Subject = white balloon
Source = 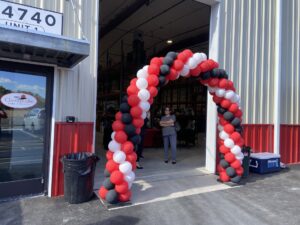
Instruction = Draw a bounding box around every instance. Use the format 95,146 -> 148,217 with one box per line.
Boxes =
216,89 -> 226,97
108,140 -> 121,152
188,57 -> 197,69
141,111 -> 147,119
180,64 -> 190,77
137,69 -> 148,79
230,145 -> 242,155
113,150 -> 126,164
125,171 -> 135,183
128,181 -> 133,189
111,131 -> 116,140
236,152 -> 244,161
199,53 -> 207,61
208,87 -> 216,93
138,89 -> 150,101
119,161 -> 132,174
193,53 -> 202,64
232,94 -> 240,103
139,101 -> 150,112
219,131 -> 229,140
225,90 -> 235,100
224,138 -> 235,148
136,78 -> 148,89
143,65 -> 149,73
217,125 -> 224,131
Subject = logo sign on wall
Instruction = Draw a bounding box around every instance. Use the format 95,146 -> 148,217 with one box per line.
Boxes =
1,93 -> 37,109
0,0 -> 63,35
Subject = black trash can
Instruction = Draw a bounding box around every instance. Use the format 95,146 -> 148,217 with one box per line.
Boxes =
242,146 -> 251,178
62,152 -> 99,204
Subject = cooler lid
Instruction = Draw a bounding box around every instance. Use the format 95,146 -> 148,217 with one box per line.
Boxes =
250,152 -> 281,159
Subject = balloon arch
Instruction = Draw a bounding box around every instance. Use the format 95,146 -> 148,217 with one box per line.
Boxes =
98,49 -> 245,204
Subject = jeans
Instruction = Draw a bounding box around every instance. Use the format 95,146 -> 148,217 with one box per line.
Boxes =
163,134 -> 177,161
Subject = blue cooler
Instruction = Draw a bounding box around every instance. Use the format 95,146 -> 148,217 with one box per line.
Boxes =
249,152 -> 281,174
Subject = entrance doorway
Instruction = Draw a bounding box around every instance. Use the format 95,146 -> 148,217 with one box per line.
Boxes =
0,61 -> 53,199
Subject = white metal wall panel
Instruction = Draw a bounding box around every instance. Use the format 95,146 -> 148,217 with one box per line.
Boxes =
9,0 -> 99,122
281,0 -> 300,124
217,0 -> 276,124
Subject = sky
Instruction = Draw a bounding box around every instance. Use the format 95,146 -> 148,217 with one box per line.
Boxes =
0,71 -> 46,98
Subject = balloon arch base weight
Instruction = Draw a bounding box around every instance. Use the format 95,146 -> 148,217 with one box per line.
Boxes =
95,191 -> 132,209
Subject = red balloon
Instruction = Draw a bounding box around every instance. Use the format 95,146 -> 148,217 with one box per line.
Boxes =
200,61 -> 210,73
224,152 -> 236,163
230,132 -> 241,143
126,152 -> 137,163
115,131 -> 128,143
183,49 -> 193,58
148,86 -> 158,97
236,166 -> 244,176
208,78 -> 219,87
132,161 -> 137,170
121,141 -> 134,154
221,99 -> 231,109
150,57 -> 162,66
148,64 -> 160,75
148,97 -> 154,105
213,95 -> 223,104
112,121 -> 125,131
130,106 -> 143,118
110,171 -> 124,185
130,78 -> 137,85
227,80 -> 235,91
106,151 -> 113,160
229,103 -> 239,113
115,182 -> 129,194
166,68 -> 178,81
127,84 -> 139,95
106,160 -> 119,173
219,117 -> 228,126
219,172 -> 230,182
235,110 -> 243,118
128,95 -> 140,107
207,59 -> 218,70
173,59 -> 184,71
136,128 -> 141,134
177,52 -> 189,63
190,65 -> 202,77
217,164 -> 225,173
219,145 -> 230,154
236,138 -> 244,147
218,79 -> 229,89
99,186 -> 108,199
224,124 -> 235,134
231,160 -> 241,169
147,75 -> 159,87
132,118 -> 144,128
115,112 -> 122,121
118,190 -> 131,202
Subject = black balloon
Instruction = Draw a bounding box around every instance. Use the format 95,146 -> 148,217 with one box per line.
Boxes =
120,102 -> 130,113
223,111 -> 234,121
160,65 -> 170,76
130,135 -> 141,145
231,175 -> 242,183
235,125 -> 243,133
219,69 -> 228,79
122,95 -> 128,103
211,69 -> 220,78
121,113 -> 133,124
166,51 -> 178,59
106,190 -> 119,204
103,178 -> 115,190
231,118 -> 241,127
159,76 -> 167,86
226,167 -> 236,178
220,159 -> 229,168
217,106 -> 227,114
219,153 -> 225,159
125,124 -> 136,137
163,56 -> 174,66
201,71 -> 211,80
104,169 -> 110,177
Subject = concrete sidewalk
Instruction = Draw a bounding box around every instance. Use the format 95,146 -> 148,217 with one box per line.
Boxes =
1,164 -> 300,225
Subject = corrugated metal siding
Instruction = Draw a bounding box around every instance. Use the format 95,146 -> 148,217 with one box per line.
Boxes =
280,125 -> 300,164
217,0 -> 276,124
281,0 -> 300,124
10,0 -> 99,122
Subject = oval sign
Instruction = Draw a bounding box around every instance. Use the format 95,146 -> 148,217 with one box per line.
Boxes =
1,93 -> 37,109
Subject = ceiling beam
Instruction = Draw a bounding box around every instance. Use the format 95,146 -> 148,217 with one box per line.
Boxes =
100,0 -> 149,39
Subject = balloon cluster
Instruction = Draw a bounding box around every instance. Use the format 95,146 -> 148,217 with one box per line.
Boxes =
98,49 -> 245,204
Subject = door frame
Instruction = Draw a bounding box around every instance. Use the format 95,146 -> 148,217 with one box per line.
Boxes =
0,60 -> 53,199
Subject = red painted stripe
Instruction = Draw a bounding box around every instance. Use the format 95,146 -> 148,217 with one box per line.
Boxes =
242,124 -> 274,153
280,125 -> 300,164
51,122 -> 94,197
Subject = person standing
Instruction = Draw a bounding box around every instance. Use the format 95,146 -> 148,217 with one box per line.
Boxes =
136,115 -> 149,169
160,107 -> 177,164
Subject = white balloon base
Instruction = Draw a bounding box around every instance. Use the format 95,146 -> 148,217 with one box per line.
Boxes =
94,191 -> 132,209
